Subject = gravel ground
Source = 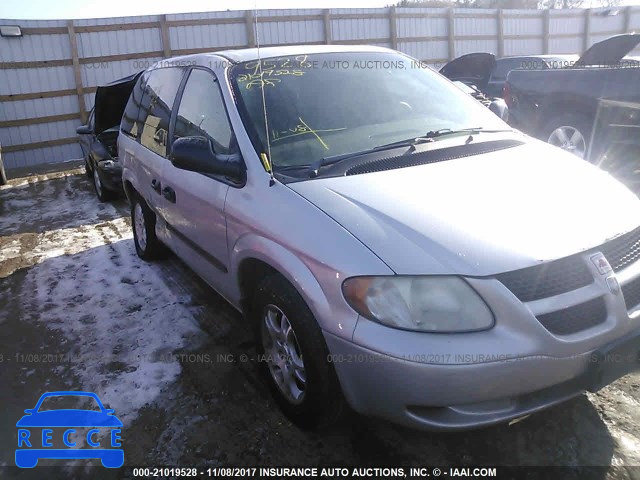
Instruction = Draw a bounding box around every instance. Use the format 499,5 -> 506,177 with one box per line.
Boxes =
0,168 -> 639,479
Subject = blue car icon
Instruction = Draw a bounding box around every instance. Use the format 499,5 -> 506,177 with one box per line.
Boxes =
16,391 -> 123,468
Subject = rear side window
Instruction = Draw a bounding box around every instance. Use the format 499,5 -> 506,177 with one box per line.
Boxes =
174,68 -> 235,155
121,74 -> 146,139
138,67 -> 185,157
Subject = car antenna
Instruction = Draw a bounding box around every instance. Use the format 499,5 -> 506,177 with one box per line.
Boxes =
255,2 -> 275,187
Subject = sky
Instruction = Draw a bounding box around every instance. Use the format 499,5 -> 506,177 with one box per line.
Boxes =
0,0 -> 638,20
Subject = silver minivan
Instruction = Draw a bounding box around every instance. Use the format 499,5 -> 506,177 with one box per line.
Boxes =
120,45 -> 640,431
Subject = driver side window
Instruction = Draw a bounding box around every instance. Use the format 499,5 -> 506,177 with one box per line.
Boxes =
174,69 -> 235,155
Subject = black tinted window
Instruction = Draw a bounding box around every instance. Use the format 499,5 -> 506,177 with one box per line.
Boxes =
139,67 -> 185,157
88,108 -> 95,130
174,69 -> 234,155
121,73 -> 146,139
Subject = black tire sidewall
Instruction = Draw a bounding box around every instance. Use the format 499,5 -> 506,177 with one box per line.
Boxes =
84,155 -> 93,179
252,275 -> 343,429
92,163 -> 113,202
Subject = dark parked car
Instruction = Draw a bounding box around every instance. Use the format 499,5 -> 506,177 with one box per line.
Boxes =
0,143 -> 7,186
440,52 -> 578,98
588,98 -> 640,194
505,34 -> 640,158
77,72 -> 141,201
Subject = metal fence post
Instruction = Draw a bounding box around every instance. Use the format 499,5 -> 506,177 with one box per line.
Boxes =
66,20 -> 87,125
159,15 -> 172,58
447,8 -> 455,61
497,9 -> 504,58
389,6 -> 398,50
245,10 -> 255,48
543,9 -> 550,54
324,9 -> 332,45
582,8 -> 591,54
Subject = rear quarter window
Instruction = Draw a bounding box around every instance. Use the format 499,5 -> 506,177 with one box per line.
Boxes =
120,74 -> 146,140
138,67 -> 185,157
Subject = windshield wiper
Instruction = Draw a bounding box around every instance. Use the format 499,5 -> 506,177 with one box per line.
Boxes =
423,127 -> 513,138
308,136 -> 434,178
308,127 -> 514,178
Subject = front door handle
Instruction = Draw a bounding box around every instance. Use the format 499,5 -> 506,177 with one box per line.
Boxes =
162,186 -> 176,203
151,179 -> 161,194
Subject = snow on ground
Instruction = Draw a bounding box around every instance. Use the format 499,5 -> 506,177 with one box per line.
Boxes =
2,171 -> 207,426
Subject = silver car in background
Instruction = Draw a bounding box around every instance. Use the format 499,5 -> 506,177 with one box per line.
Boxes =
119,45 -> 640,431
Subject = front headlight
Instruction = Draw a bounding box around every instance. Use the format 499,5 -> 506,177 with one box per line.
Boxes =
342,276 -> 494,332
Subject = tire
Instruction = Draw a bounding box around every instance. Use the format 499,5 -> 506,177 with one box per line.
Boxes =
252,274 -> 345,429
0,157 -> 7,186
541,113 -> 592,159
92,162 -> 114,202
84,155 -> 92,179
131,193 -> 167,261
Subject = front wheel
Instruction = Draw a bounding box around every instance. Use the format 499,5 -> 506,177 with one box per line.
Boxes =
542,113 -> 592,159
131,194 -> 167,261
92,164 -> 114,202
252,274 -> 345,429
0,156 -> 7,186
84,155 -> 92,179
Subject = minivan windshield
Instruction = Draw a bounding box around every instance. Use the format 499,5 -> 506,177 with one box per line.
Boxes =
229,52 -> 508,174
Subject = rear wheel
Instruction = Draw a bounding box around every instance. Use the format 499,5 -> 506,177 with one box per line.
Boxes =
542,113 -> 592,159
131,194 -> 167,261
252,274 -> 345,429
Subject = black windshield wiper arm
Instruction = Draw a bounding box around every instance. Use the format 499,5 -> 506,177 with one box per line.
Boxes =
423,127 -> 513,138
308,127 -> 514,178
308,136 -> 433,178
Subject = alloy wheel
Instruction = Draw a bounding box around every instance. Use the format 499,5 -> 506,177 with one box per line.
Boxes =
261,304 -> 306,405
133,203 -> 147,251
547,126 -> 586,158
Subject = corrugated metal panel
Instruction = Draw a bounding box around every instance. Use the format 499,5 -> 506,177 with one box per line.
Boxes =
77,29 -> 162,58
169,24 -> 246,50
589,9 -> 625,34
2,144 -> 82,168
0,33 -> 70,62
455,39 -> 498,56
0,66 -> 75,95
397,10 -> 448,38
455,17 -> 497,37
549,37 -> 583,54
0,95 -> 78,122
257,20 -> 324,45
503,15 -> 543,36
504,38 -> 545,56
549,11 -> 583,36
81,57 -> 160,88
398,40 -> 448,62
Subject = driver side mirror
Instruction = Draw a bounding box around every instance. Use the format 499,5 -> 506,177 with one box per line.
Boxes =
76,125 -> 92,135
169,136 -> 243,180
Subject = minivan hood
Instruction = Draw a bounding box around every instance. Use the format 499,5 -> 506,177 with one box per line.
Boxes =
439,53 -> 496,90
289,138 -> 640,276
94,71 -> 142,135
575,33 -> 640,66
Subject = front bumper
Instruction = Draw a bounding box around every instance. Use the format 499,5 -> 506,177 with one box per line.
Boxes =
96,159 -> 123,192
325,254 -> 640,431
325,328 -> 640,431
